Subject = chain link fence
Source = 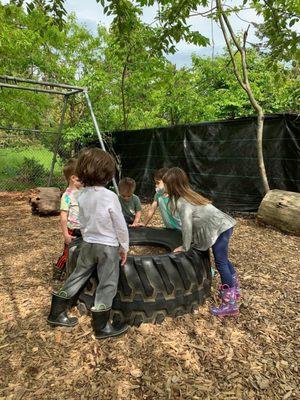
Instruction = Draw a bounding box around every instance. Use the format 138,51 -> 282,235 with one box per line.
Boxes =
0,128 -> 73,191
0,77 -> 120,193
0,129 -> 120,192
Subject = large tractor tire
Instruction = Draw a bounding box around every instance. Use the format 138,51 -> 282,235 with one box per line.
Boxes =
69,227 -> 212,326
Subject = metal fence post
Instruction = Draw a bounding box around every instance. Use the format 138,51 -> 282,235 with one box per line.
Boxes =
47,95 -> 68,186
84,90 -> 119,194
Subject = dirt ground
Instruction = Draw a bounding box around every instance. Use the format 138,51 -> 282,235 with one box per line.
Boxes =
0,192 -> 299,400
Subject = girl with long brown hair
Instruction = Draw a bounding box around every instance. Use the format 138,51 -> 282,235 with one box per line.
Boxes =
162,167 -> 240,318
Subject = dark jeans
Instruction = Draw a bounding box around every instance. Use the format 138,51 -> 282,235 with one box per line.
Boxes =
212,228 -> 236,287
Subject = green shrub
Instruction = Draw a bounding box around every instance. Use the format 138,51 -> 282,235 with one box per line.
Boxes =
16,157 -> 47,185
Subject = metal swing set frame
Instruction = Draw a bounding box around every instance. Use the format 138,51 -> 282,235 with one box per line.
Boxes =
0,75 -> 119,193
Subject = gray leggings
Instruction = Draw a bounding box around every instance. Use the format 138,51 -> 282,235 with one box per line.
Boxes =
61,241 -> 119,309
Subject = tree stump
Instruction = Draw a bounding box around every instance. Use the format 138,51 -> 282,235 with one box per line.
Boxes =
257,189 -> 300,235
29,187 -> 61,215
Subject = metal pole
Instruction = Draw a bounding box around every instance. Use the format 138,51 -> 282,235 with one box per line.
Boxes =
0,82 -> 68,96
0,126 -> 58,135
47,96 -> 68,186
84,90 -> 119,194
0,75 -> 84,91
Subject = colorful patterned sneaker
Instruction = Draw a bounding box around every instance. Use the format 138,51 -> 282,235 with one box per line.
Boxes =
210,286 -> 239,318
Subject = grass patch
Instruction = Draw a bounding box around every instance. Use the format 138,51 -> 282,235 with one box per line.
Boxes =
0,145 -> 64,191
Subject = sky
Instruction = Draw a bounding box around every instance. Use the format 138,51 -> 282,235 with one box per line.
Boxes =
64,0 -> 263,67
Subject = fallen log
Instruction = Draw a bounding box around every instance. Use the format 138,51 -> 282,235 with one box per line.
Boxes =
29,187 -> 61,215
257,189 -> 300,235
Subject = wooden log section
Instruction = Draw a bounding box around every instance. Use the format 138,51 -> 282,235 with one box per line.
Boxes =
29,187 -> 61,215
257,189 -> 300,236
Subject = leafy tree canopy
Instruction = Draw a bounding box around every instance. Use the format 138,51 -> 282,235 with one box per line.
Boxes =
0,1 -> 298,147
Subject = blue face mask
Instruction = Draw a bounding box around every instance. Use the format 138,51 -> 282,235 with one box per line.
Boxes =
155,187 -> 164,195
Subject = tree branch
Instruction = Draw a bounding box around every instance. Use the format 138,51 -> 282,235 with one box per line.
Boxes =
216,0 -> 245,90
189,7 -> 217,18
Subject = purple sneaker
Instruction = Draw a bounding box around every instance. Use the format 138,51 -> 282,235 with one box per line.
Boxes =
211,286 -> 239,318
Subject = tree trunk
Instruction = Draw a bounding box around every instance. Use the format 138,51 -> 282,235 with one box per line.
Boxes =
216,0 -> 270,194
121,64 -> 128,130
256,111 -> 269,193
257,189 -> 300,235
121,52 -> 131,130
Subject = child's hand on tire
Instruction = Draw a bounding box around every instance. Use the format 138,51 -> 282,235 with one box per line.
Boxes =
173,246 -> 183,253
129,222 -> 144,228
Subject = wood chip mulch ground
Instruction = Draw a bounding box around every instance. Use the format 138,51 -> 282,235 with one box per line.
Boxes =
0,192 -> 299,400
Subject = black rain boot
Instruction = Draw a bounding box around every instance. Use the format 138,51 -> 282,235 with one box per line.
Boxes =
68,280 -> 94,310
47,292 -> 78,327
91,308 -> 129,339
68,293 -> 80,310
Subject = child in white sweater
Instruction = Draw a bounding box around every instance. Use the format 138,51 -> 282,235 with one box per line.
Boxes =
48,148 -> 129,339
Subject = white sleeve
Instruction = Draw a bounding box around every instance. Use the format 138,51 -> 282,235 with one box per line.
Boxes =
177,199 -> 193,251
109,196 -> 129,252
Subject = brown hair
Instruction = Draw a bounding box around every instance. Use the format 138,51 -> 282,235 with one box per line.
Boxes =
63,158 -> 78,182
75,148 -> 116,186
162,167 -> 211,212
154,167 -> 169,182
118,177 -> 136,194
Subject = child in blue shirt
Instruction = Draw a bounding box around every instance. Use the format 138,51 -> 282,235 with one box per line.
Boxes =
143,168 -> 181,229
